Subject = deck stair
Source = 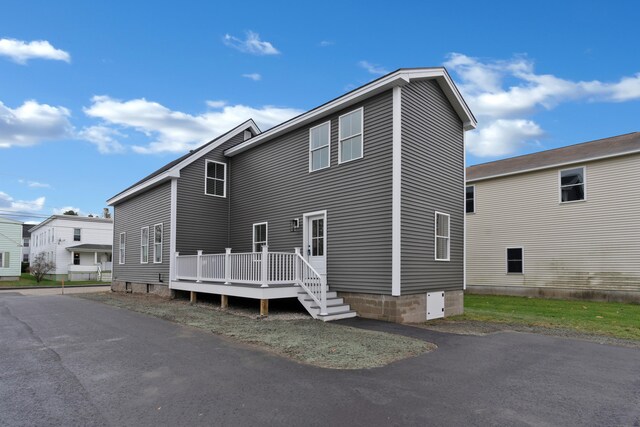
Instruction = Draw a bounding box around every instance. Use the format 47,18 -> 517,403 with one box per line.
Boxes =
297,290 -> 356,321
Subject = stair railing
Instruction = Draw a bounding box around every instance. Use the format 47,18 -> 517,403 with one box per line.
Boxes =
294,248 -> 328,316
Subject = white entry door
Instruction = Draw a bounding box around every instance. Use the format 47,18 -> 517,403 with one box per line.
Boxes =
305,213 -> 326,276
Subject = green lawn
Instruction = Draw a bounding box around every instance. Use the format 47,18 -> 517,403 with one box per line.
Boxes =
0,273 -> 105,288
459,294 -> 640,341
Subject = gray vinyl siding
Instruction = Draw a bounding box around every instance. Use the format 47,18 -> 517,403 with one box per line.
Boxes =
176,132 -> 246,255
229,91 -> 394,294
400,80 -> 464,294
467,153 -> 640,293
112,181 -> 171,284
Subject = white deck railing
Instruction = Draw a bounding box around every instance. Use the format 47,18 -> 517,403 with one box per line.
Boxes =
174,246 -> 327,315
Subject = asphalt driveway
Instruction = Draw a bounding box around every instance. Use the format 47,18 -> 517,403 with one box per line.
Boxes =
1,293 -> 638,426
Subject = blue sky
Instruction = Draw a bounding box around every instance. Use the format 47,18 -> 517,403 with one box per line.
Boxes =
1,0 -> 638,223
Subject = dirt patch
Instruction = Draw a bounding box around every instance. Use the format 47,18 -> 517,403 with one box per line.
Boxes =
76,292 -> 436,369
417,319 -> 640,349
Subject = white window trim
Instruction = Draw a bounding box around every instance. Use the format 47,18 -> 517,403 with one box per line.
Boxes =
506,246 -> 525,274
466,185 -> 475,214
140,226 -> 149,264
558,165 -> 587,204
338,107 -> 364,164
204,160 -> 227,198
434,211 -> 450,262
153,223 -> 163,264
119,232 -> 126,265
252,222 -> 268,253
73,228 -> 81,242
308,121 -> 331,172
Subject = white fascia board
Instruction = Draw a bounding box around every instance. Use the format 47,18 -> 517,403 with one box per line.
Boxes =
107,119 -> 260,206
466,148 -> 640,184
225,69 -> 476,157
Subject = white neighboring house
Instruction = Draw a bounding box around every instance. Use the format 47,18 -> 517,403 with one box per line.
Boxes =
29,215 -> 113,281
0,217 -> 23,280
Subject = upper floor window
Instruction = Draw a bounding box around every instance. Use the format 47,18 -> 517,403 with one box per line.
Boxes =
73,228 -> 81,241
560,167 -> 585,203
140,227 -> 149,264
465,186 -> 475,213
253,222 -> 267,253
435,212 -> 450,261
338,108 -> 363,164
23,238 -> 29,247
205,160 -> 226,198
119,232 -> 126,264
153,224 -> 163,263
309,121 -> 330,172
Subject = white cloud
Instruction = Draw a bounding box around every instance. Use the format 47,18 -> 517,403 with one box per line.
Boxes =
78,125 -> 126,154
445,53 -> 640,157
358,61 -> 389,76
84,96 -> 302,154
18,179 -> 51,189
223,31 -> 280,55
242,73 -> 262,81
0,100 -> 73,148
318,40 -> 334,47
0,38 -> 70,64
0,191 -> 45,213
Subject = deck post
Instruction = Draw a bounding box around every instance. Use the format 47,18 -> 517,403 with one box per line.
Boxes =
221,294 -> 228,309
224,248 -> 231,284
320,275 -> 328,316
261,245 -> 269,288
196,250 -> 203,283
294,247 -> 301,285
260,299 -> 268,317
174,252 -> 179,280
190,291 -> 197,304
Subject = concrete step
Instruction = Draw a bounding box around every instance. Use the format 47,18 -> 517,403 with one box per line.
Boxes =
317,310 -> 357,322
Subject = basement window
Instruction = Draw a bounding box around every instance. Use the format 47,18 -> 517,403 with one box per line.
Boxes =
506,247 -> 523,274
560,167 -> 585,202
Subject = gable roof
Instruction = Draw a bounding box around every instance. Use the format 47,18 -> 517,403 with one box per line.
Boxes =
28,215 -> 113,233
224,67 -> 476,157
467,132 -> 640,182
0,217 -> 22,225
107,119 -> 260,205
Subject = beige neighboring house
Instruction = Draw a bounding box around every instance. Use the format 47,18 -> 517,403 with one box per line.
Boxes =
466,132 -> 640,302
29,215 -> 113,281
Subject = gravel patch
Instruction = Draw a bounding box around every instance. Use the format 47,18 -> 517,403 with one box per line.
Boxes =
417,319 -> 640,349
76,292 -> 436,369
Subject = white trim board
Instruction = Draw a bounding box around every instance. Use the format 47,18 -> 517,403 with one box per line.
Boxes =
391,86 -> 402,296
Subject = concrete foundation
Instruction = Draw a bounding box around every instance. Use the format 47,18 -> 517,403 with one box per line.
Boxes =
339,290 -> 464,323
111,280 -> 174,298
467,285 -> 640,304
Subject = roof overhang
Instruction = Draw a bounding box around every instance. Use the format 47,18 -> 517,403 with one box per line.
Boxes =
66,244 -> 112,253
107,119 -> 260,206
224,68 -> 476,157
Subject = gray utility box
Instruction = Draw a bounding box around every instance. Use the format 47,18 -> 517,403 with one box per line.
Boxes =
426,292 -> 445,320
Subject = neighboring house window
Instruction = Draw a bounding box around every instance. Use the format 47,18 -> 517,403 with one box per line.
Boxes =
435,212 -> 450,261
205,160 -> 226,197
560,167 -> 585,202
309,121 -> 330,171
74,228 -> 81,241
0,252 -> 7,268
338,108 -> 363,163
153,223 -> 163,263
140,227 -> 149,264
466,186 -> 475,213
119,232 -> 126,264
23,254 -> 28,262
73,253 -> 80,265
253,223 -> 268,252
506,247 -> 524,274
23,238 -> 29,247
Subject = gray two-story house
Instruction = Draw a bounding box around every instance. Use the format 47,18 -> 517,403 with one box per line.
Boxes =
107,67 -> 477,322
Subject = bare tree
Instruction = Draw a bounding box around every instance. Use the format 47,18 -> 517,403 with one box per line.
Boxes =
30,253 -> 56,283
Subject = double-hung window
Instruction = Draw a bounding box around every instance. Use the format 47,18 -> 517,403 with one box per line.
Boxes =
253,223 -> 267,253
153,223 -> 163,263
119,232 -> 126,264
140,227 -> 149,264
506,247 -> 524,274
435,212 -> 450,261
73,228 -> 81,241
465,186 -> 475,213
0,252 -> 8,268
205,160 -> 226,197
309,121 -> 330,171
338,108 -> 363,163
560,167 -> 585,202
